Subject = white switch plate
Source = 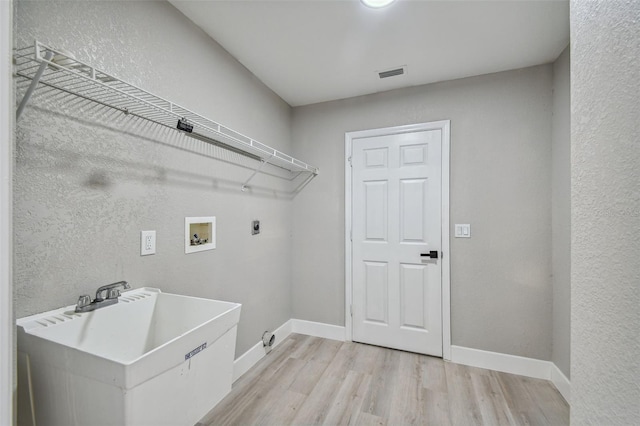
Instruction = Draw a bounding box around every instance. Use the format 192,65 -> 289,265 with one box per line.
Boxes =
455,224 -> 471,238
141,230 -> 156,255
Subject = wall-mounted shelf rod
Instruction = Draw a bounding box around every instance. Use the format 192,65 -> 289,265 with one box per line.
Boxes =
13,40 -> 319,176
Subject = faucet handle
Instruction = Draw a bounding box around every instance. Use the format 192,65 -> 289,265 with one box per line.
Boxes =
76,295 -> 91,309
106,288 -> 121,299
95,281 -> 130,302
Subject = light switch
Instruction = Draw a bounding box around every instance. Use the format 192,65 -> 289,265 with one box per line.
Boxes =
455,224 -> 471,238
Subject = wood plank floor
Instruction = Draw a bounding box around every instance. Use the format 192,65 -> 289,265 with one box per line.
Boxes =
197,334 -> 569,426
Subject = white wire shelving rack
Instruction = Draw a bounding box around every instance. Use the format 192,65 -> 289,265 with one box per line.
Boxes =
13,41 -> 318,188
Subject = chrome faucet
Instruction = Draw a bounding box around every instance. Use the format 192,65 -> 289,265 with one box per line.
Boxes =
75,281 -> 131,313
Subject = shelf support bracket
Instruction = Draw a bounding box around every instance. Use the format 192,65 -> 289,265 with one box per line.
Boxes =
241,155 -> 274,191
16,50 -> 54,120
292,171 -> 317,194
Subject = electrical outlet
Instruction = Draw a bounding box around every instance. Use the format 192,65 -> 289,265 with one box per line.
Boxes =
141,230 -> 156,255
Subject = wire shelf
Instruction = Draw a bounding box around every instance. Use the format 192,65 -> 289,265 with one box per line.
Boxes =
13,40 -> 319,176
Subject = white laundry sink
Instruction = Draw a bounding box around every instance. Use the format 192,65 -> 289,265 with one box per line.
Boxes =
17,287 -> 241,426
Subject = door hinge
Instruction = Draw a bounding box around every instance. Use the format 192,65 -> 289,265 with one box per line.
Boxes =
348,156 -> 352,167
350,304 -> 353,317
350,229 -> 352,241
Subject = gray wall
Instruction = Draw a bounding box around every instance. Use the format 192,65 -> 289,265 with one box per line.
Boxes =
14,0 -> 296,357
291,65 -> 554,360
551,46 -> 570,379
571,1 -> 640,424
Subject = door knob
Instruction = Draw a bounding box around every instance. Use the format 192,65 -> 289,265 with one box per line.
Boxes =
421,251 -> 438,259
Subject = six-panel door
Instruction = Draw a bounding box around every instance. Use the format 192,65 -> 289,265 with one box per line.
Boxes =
352,129 -> 443,356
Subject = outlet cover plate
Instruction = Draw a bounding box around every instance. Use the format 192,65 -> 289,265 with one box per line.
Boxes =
141,230 -> 156,255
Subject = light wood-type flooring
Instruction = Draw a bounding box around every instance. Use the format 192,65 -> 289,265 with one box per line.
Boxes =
198,334 -> 569,426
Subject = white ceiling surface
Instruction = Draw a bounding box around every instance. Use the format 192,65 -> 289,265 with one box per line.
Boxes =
171,0 -> 569,107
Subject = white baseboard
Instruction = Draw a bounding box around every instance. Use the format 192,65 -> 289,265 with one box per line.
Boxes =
450,345 -> 570,404
232,319 -> 292,382
550,363 -> 571,404
291,319 -> 346,341
451,345 -> 552,381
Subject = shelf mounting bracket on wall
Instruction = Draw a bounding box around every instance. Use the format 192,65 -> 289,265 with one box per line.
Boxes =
241,154 -> 274,191
15,48 -> 53,120
13,40 -> 319,184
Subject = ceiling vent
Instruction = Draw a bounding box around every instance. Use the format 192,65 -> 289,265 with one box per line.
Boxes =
378,66 -> 407,79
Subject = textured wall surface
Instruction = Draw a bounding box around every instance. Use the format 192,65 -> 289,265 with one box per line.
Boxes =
1,1 -> 15,425
292,66 -> 554,360
14,0 -> 297,357
551,45 -> 571,379
571,1 -> 640,424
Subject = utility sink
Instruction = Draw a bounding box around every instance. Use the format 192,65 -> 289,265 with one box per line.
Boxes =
17,287 -> 241,426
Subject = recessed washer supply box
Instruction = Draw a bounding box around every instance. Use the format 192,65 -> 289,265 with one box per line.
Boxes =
16,287 -> 241,426
185,216 -> 216,254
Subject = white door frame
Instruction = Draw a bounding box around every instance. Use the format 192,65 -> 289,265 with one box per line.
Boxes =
345,121 -> 451,360
1,0 -> 14,423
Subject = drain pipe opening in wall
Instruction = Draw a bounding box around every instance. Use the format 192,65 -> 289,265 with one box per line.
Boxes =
262,331 -> 275,354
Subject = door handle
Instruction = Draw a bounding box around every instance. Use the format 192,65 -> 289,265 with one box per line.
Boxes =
421,251 -> 439,259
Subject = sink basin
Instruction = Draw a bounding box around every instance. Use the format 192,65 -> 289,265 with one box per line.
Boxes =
17,287 -> 241,426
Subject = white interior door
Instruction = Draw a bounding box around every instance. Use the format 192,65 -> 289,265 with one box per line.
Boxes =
351,129 -> 443,356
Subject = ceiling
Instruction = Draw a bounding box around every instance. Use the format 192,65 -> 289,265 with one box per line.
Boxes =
170,0 -> 569,107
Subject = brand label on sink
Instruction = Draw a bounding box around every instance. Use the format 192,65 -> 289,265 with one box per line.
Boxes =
185,342 -> 207,361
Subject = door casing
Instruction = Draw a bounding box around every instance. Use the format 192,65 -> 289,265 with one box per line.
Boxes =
345,121 -> 451,360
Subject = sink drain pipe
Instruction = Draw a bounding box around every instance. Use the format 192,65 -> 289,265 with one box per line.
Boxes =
262,331 -> 275,353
